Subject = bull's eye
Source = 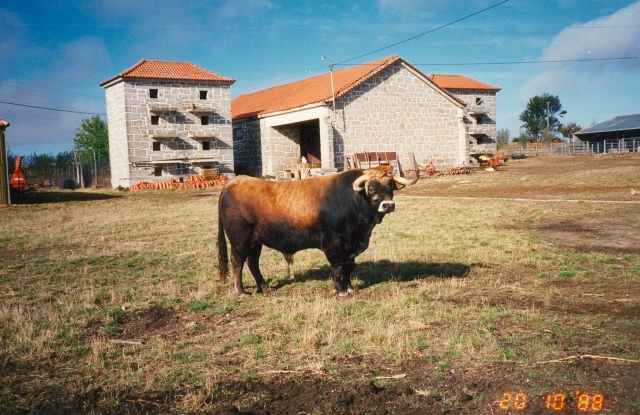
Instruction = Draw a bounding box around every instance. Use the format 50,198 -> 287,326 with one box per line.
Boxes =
368,187 -> 375,194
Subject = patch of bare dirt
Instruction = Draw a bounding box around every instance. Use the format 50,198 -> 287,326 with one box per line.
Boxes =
403,154 -> 640,202
533,210 -> 640,255
111,306 -> 241,343
4,357 -> 637,414
204,358 -> 640,415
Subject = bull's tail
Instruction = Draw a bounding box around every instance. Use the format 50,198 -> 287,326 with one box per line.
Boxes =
217,200 -> 229,281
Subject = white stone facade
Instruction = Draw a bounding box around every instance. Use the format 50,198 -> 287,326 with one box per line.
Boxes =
444,89 -> 498,154
103,79 -> 233,188
232,63 -> 468,176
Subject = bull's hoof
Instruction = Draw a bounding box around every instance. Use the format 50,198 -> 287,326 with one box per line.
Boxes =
256,284 -> 271,293
235,291 -> 250,298
347,287 -> 355,295
334,289 -> 353,297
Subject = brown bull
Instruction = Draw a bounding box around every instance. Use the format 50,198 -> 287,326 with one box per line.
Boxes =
217,165 -> 417,296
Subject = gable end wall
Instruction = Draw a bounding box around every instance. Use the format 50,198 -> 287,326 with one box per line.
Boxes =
334,64 -> 467,170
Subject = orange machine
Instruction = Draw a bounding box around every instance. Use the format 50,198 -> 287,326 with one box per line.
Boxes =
10,156 -> 29,192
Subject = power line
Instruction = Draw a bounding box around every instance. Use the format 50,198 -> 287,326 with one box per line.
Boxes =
336,0 -> 510,65
0,100 -> 106,116
335,56 -> 640,67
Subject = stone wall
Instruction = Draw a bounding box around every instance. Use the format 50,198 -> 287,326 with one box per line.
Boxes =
104,82 -> 131,188
447,90 -> 497,139
232,118 -> 262,176
104,79 -> 233,188
334,64 -> 466,170
261,122 -> 302,176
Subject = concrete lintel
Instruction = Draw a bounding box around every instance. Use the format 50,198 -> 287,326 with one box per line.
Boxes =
262,105 -> 330,128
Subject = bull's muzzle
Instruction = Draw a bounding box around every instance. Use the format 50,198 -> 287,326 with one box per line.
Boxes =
379,200 -> 395,213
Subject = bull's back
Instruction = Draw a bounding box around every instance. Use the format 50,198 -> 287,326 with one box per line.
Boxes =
219,173 -> 362,252
221,174 -> 344,226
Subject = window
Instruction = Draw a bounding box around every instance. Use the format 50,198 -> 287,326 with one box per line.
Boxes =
200,90 -> 208,100
201,116 -> 209,125
154,167 -> 163,176
151,115 -> 159,125
475,97 -> 484,106
152,142 -> 161,151
475,115 -> 484,125
202,141 -> 211,151
233,128 -> 243,140
149,89 -> 158,99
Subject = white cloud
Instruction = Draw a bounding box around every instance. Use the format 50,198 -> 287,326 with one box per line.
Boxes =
541,2 -> 640,61
520,1 -> 640,101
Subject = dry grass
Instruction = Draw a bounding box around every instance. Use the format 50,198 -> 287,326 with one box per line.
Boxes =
1,154 -> 640,413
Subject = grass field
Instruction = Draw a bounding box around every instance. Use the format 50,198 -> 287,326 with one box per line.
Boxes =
1,154 -> 639,414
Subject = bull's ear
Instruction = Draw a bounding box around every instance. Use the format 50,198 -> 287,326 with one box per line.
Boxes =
394,182 -> 406,190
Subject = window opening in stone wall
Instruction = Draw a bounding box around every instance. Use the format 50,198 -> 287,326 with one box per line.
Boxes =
200,90 -> 208,100
474,134 -> 493,144
201,116 -> 209,125
202,141 -> 211,151
154,167 -> 163,176
151,115 -> 159,125
475,115 -> 484,125
176,163 -> 189,175
152,141 -> 161,151
150,89 -> 158,99
476,97 -> 484,106
234,128 -> 243,140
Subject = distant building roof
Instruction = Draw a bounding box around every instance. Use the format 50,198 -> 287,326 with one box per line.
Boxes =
100,60 -> 235,87
0,119 -> 9,128
428,74 -> 501,91
575,114 -> 640,135
232,55 -> 465,120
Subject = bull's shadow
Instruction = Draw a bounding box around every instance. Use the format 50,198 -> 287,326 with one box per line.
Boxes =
272,259 -> 470,290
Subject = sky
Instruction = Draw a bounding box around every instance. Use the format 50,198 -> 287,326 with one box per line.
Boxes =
1,0 -> 639,156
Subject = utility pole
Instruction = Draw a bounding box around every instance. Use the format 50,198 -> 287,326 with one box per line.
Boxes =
321,56 -> 336,123
546,101 -> 550,130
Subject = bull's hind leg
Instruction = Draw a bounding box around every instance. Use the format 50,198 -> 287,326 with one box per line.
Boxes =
230,247 -> 250,297
246,244 -> 270,293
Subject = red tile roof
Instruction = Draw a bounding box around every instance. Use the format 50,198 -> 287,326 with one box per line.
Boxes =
232,55 -> 463,120
0,119 -> 9,128
428,74 -> 501,91
100,60 -> 235,87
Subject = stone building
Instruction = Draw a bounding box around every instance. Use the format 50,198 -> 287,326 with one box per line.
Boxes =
100,60 -> 235,188
428,74 -> 501,155
231,55 -> 470,177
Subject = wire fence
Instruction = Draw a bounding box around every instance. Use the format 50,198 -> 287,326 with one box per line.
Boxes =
504,138 -> 640,157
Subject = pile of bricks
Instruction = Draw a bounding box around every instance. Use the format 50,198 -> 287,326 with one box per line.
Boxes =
130,174 -> 229,192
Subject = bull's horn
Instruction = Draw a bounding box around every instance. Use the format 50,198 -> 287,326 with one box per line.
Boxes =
352,174 -> 369,191
393,174 -> 418,186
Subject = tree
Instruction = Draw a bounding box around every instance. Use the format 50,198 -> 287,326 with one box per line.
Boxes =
74,116 -> 108,164
540,128 -> 556,145
496,128 -> 511,149
559,122 -> 582,141
519,93 -> 566,141
516,128 -> 531,146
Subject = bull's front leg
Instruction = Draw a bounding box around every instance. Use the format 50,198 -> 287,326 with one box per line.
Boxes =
329,260 -> 356,297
